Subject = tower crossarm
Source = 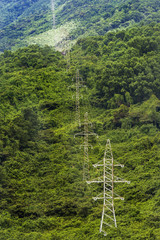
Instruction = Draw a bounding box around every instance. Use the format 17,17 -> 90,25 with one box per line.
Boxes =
93,162 -> 124,168
87,177 -> 103,184
114,197 -> 124,200
92,192 -> 124,201
74,131 -> 98,137
68,80 -> 86,90
93,196 -> 104,201
92,192 -> 103,200
114,180 -> 130,184
114,176 -> 130,184
114,164 -> 124,167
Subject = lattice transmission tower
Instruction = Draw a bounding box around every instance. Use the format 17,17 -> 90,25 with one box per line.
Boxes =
59,32 -> 72,70
87,139 -> 130,236
75,112 -> 98,181
54,27 -> 72,69
51,0 -> 56,29
75,69 -> 84,127
65,35 -> 71,70
69,69 -> 85,127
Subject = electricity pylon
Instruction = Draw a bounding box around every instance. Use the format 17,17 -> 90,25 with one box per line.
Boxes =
55,28 -> 71,69
69,69 -> 85,127
61,33 -> 72,70
75,69 -> 83,127
51,0 -> 56,29
75,112 -> 98,181
87,139 -> 130,236
65,35 -> 71,70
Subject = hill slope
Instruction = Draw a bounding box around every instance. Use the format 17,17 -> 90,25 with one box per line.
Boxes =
0,0 -> 160,52
0,23 -> 160,239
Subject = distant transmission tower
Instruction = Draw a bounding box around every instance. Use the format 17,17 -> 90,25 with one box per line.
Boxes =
51,0 -> 56,29
58,33 -> 72,70
75,69 -> 82,127
87,139 -> 130,236
75,112 -> 98,181
65,34 -> 72,70
69,69 -> 85,127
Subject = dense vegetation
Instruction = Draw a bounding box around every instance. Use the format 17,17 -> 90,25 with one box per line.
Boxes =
0,0 -> 51,52
74,22 -> 160,107
0,23 -> 160,239
1,0 -> 160,52
57,0 -> 160,38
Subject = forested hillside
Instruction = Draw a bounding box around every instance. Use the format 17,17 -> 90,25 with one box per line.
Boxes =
0,0 -> 51,52
0,0 -> 160,52
0,23 -> 160,239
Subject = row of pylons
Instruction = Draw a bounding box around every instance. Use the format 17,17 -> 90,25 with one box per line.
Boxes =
51,2 -> 130,236
71,69 -> 130,236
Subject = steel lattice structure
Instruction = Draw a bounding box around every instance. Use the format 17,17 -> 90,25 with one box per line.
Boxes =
75,112 -> 98,181
75,69 -> 81,127
69,69 -> 85,127
51,0 -> 56,29
87,139 -> 130,236
56,31 -> 72,69
65,36 -> 71,70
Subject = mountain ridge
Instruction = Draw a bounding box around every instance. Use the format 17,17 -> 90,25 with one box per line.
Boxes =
0,0 -> 160,52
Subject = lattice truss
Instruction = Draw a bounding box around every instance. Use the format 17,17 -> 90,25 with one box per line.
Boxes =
69,69 -> 85,127
87,139 -> 130,236
51,0 -> 56,29
75,112 -> 98,181
75,69 -> 84,127
56,32 -> 72,69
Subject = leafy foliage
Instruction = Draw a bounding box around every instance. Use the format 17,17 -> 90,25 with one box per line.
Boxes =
0,24 -> 160,239
72,23 -> 160,109
0,0 -> 160,52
